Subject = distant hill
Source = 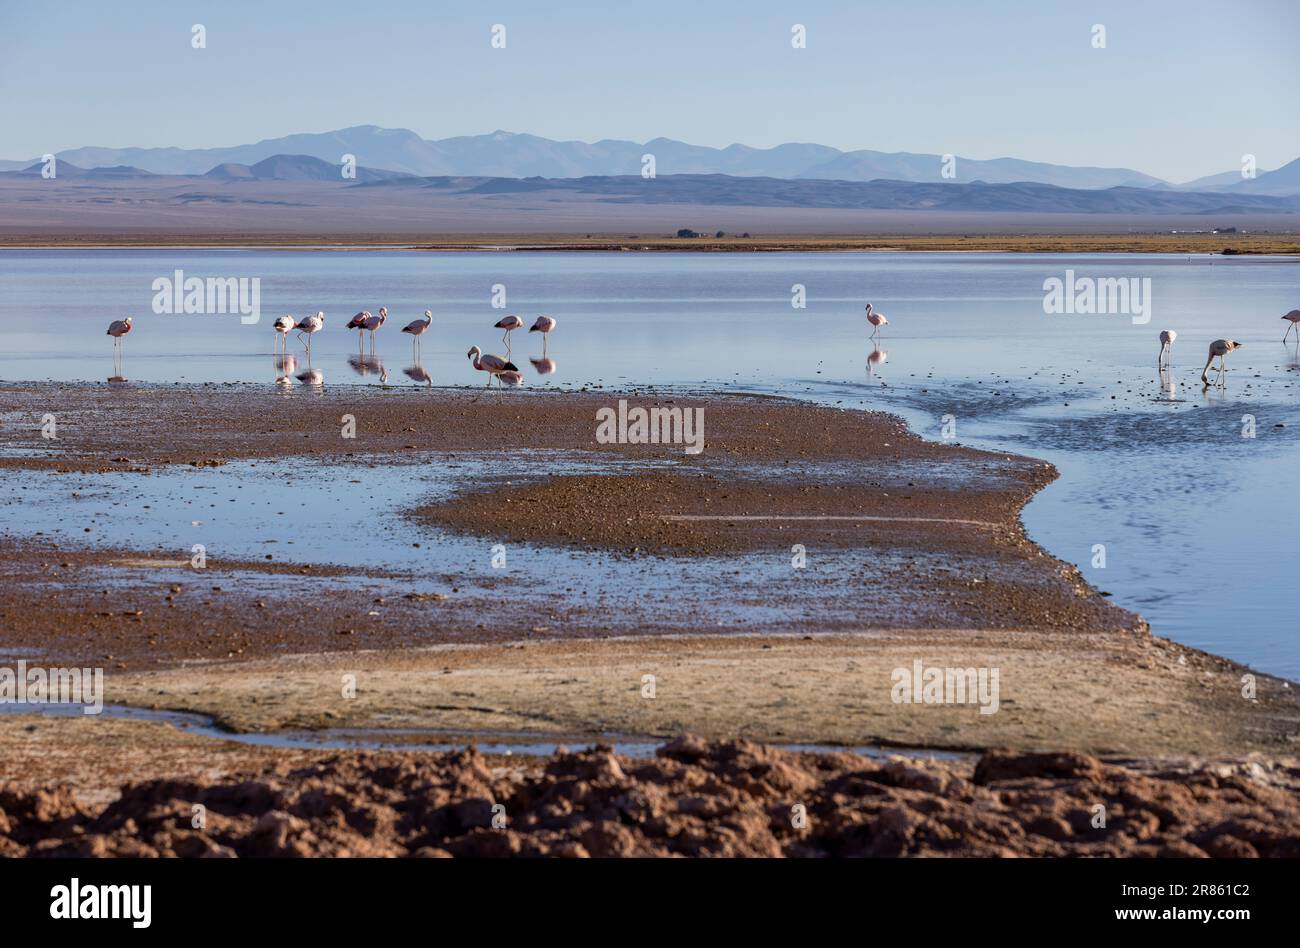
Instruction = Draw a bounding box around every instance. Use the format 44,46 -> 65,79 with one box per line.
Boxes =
1173,160 -> 1300,197
1233,157 -> 1300,196
346,172 -> 1299,214
5,159 -> 1296,214
203,154 -> 415,183
0,125 -> 1184,189
800,151 -> 1162,189
0,160 -> 156,180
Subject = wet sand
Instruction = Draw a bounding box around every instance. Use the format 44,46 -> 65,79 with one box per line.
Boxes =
2,384 -> 1299,854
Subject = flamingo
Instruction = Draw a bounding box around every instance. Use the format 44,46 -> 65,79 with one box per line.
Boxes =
1201,338 -> 1243,386
295,311 -> 324,356
361,307 -> 387,352
402,309 -> 432,357
1158,329 -> 1177,366
273,314 -> 296,353
467,345 -> 517,386
107,316 -> 132,373
497,370 -> 525,387
495,314 -> 524,356
1282,310 -> 1300,342
529,315 -> 556,355
346,311 -> 372,351
865,303 -> 888,337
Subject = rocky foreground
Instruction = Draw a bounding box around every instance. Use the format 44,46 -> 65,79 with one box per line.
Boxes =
3,737 -> 1298,858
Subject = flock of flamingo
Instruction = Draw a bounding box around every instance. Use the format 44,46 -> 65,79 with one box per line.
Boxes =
107,302 -> 1300,391
109,309 -> 556,387
861,302 -> 1300,388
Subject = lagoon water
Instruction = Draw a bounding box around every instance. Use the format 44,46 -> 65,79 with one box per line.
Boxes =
1,249 -> 1298,677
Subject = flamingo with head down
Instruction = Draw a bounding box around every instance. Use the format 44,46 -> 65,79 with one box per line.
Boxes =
1158,329 -> 1177,366
1201,338 -> 1243,387
273,314 -> 296,353
1282,310 -> 1300,342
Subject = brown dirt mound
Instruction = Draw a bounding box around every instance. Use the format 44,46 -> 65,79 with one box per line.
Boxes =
4,738 -> 1299,858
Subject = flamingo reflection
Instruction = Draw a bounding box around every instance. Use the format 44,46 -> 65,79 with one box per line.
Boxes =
347,353 -> 386,380
404,364 -> 433,387
866,339 -> 888,379
275,353 -> 297,386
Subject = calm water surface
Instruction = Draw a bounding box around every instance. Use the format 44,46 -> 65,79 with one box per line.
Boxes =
1,250 -> 1297,677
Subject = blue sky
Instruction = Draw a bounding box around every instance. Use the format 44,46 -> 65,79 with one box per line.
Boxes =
2,0 -> 1296,182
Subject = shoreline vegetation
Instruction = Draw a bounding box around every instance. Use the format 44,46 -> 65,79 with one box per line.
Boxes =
2,232 -> 1300,254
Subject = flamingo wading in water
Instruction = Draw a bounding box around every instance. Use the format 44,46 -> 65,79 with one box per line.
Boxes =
1158,329 -> 1177,367
346,311 -> 372,351
467,345 -> 517,386
295,311 -> 325,356
495,314 -> 524,357
1283,310 -> 1300,342
273,314 -> 296,353
529,315 -> 556,355
1201,338 -> 1243,386
402,309 -> 432,358
361,307 -> 387,352
865,303 -> 888,338
107,316 -> 132,374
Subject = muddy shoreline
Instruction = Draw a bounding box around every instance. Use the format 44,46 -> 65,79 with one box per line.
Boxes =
5,735 -> 1300,857
2,384 -> 1299,854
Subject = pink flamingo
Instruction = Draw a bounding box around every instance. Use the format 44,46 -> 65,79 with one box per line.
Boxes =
402,309 -> 432,358
865,303 -> 889,337
107,316 -> 132,374
273,314 -> 296,353
529,315 -> 556,354
361,307 -> 387,351
1282,310 -> 1300,342
1202,338 -> 1243,386
495,314 -> 524,357
1158,329 -> 1177,366
467,345 -> 517,386
295,311 -> 325,356
346,311 -> 372,350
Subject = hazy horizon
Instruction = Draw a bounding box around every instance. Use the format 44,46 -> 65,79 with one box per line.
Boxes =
2,0 -> 1297,182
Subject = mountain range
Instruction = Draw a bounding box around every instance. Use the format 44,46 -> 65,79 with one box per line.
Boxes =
4,125 -> 1298,195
